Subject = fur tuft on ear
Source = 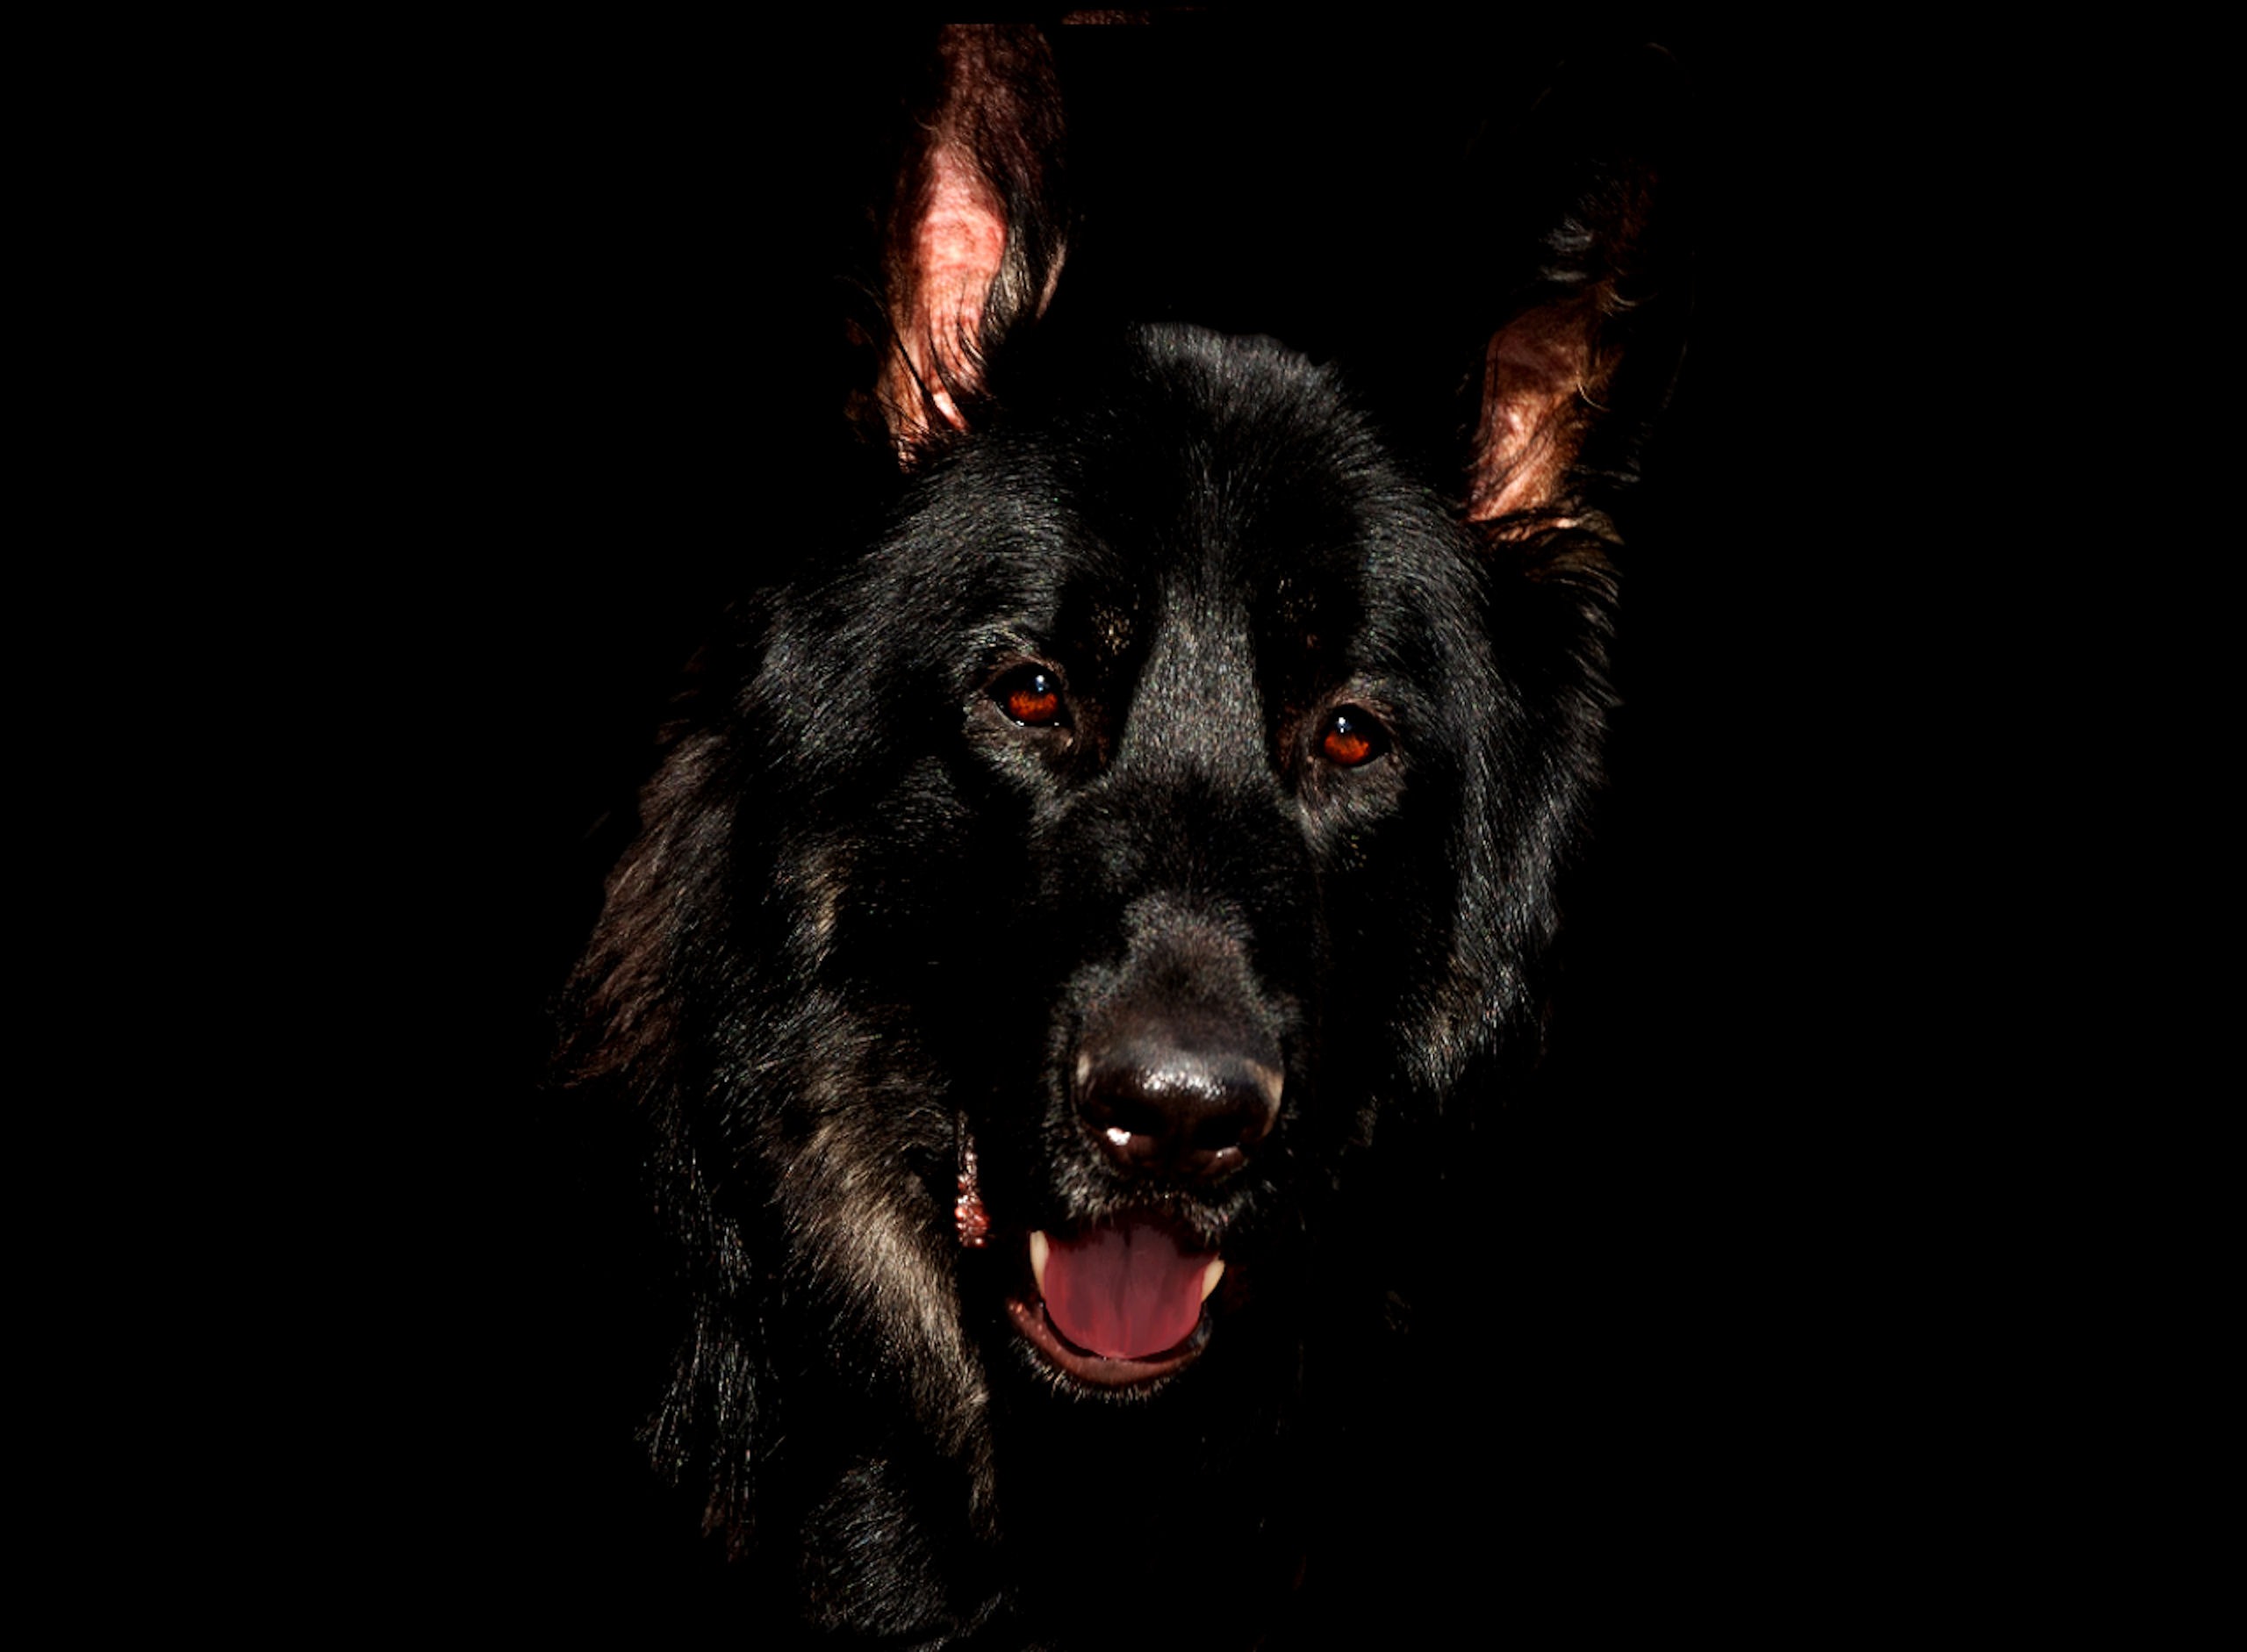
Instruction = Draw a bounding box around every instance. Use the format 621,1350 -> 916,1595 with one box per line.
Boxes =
1466,47 -> 1686,529
877,25 -> 1069,456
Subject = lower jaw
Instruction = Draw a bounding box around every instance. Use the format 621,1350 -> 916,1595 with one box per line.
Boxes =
1006,1295 -> 1210,1389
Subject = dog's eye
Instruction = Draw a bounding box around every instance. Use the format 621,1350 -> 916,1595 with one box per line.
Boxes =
994,666 -> 1068,728
1317,707 -> 1387,768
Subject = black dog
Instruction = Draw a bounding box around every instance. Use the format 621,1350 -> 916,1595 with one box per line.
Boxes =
564,22 -> 1682,1645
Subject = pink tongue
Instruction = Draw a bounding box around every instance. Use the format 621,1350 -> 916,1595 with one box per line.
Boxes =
1041,1217 -> 1212,1360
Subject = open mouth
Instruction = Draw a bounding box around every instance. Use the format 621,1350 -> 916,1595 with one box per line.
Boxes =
958,1131 -> 1228,1390
1008,1217 -> 1225,1387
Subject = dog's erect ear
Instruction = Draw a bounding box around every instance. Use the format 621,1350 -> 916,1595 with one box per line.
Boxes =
1466,47 -> 1687,528
877,24 -> 1068,457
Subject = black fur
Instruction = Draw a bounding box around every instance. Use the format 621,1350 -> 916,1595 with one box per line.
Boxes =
562,23 -> 1683,1646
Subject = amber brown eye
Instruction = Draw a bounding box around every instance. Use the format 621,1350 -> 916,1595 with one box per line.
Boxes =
996,666 -> 1066,727
1318,707 -> 1386,767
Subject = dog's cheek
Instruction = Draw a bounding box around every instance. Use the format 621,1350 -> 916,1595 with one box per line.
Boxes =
733,766 -> 1008,1419
750,965 -> 994,1460
787,1079 -> 990,1448
1308,780 -> 1464,1092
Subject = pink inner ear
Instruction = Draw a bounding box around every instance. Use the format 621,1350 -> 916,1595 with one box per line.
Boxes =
883,145 -> 1008,449
1468,305 -> 1600,524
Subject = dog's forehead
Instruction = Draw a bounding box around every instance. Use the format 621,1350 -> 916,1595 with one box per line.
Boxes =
914,327 -> 1465,637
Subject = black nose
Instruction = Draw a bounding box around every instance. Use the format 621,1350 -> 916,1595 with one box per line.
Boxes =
1073,1008 -> 1283,1182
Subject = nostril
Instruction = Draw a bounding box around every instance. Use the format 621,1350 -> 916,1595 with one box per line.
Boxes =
1088,1087 -> 1171,1147
1224,1059 -> 1283,1147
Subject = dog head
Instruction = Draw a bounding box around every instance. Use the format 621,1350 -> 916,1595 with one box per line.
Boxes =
565,21 -> 1680,1634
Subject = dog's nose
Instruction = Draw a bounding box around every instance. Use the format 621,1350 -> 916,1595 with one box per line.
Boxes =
1073,1013 -> 1283,1182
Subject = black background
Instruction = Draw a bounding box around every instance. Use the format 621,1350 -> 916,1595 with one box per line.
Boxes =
369,11 -> 1955,1634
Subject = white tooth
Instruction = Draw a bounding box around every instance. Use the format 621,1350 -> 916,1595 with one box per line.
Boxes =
1201,1257 -> 1225,1302
1030,1230 -> 1051,1296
